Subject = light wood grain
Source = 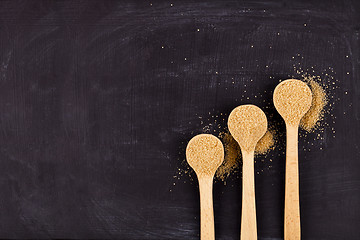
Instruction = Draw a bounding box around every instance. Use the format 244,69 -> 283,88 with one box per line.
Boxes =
198,176 -> 216,240
284,124 -> 301,240
241,150 -> 257,240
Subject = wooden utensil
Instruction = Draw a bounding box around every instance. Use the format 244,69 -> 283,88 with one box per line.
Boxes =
228,105 -> 268,240
273,79 -> 312,240
186,134 -> 224,240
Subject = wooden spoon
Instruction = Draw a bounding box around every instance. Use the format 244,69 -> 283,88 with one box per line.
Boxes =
228,105 -> 268,240
186,134 -> 224,240
273,79 -> 312,240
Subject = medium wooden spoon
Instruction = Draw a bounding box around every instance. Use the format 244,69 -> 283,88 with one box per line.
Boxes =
273,79 -> 312,240
186,134 -> 224,240
228,105 -> 268,240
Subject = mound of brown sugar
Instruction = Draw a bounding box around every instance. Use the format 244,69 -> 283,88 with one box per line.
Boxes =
216,132 -> 241,181
216,129 -> 275,181
300,79 -> 328,132
255,129 -> 276,154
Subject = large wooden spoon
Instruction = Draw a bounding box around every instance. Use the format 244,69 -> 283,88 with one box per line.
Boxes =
228,105 -> 267,240
273,79 -> 312,240
186,134 -> 224,240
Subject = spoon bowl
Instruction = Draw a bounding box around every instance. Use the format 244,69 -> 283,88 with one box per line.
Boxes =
228,105 -> 268,152
186,134 -> 224,177
273,79 -> 312,126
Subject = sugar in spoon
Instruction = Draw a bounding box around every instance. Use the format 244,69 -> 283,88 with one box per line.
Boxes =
186,134 -> 224,240
228,105 -> 268,240
273,79 -> 312,240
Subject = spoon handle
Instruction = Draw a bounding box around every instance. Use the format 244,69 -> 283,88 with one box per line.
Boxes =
241,151 -> 257,240
198,176 -> 215,240
285,125 -> 301,240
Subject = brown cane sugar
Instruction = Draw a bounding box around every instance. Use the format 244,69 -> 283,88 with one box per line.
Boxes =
186,134 -> 224,176
216,132 -> 241,181
216,129 -> 275,181
176,69 -> 330,185
300,79 -> 328,132
273,79 -> 312,126
255,129 -> 276,154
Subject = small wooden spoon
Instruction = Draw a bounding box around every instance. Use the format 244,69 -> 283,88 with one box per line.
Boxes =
186,134 -> 224,240
228,105 -> 267,240
273,79 -> 312,240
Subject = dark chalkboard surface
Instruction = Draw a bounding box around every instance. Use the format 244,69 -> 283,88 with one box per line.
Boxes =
0,0 -> 359,239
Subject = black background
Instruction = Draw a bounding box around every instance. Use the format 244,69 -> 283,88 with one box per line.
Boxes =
0,0 -> 359,239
